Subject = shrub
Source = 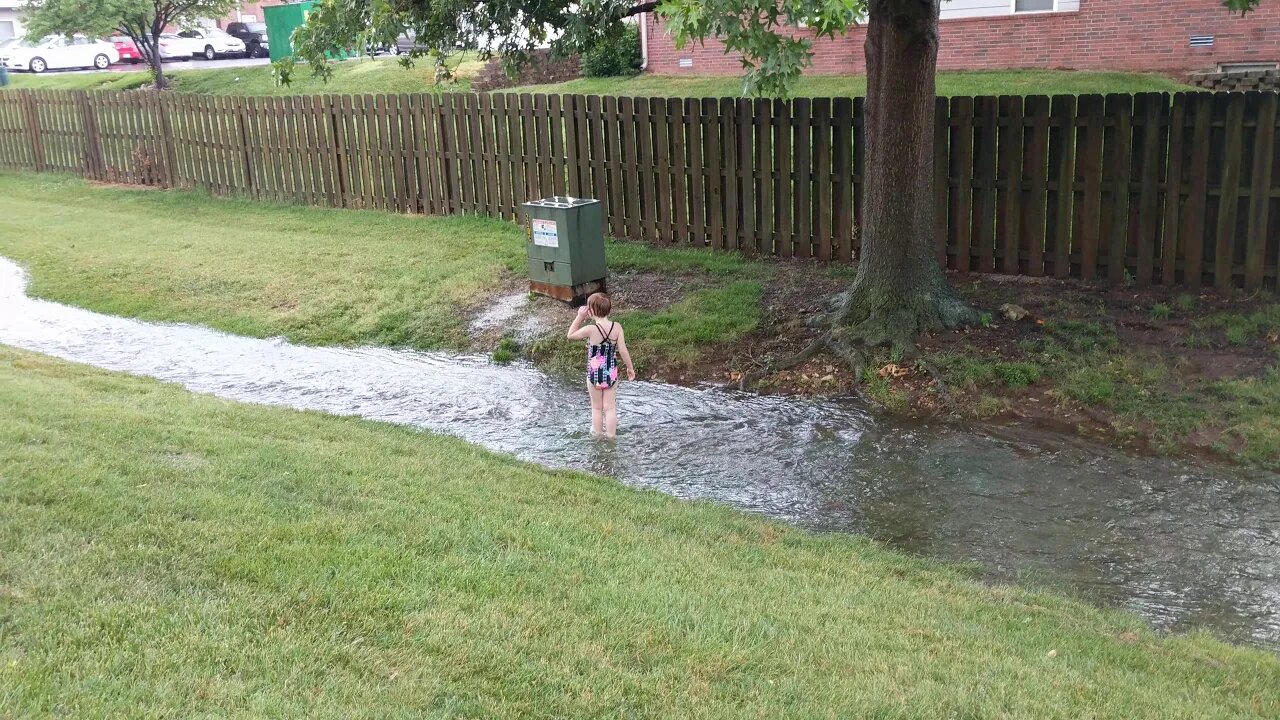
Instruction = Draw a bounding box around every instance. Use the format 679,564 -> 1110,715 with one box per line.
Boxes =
582,24 -> 642,78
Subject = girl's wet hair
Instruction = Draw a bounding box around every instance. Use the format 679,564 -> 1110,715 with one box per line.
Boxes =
587,292 -> 612,318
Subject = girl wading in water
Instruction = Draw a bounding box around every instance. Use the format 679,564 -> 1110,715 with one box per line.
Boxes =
566,292 -> 635,438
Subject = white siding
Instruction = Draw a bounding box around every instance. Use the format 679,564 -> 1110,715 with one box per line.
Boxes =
0,9 -> 22,41
941,0 -> 1079,20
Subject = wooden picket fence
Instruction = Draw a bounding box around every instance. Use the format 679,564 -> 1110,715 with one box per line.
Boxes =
0,88 -> 1277,290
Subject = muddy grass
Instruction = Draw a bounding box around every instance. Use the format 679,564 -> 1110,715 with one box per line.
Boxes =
472,262 -> 1279,470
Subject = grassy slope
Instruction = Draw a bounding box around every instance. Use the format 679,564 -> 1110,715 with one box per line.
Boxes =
7,63 -> 1192,96
4,56 -> 485,94
2,346 -> 1277,718
0,174 -> 521,348
0,174 -> 762,361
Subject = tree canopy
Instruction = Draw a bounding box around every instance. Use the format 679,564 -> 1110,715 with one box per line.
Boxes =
293,0 -> 1263,97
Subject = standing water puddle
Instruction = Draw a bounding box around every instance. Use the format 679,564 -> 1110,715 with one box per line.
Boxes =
1,257 -> 1277,650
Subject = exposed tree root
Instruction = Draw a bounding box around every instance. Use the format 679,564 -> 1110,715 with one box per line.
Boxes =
737,331 -> 831,390
735,281 -> 981,393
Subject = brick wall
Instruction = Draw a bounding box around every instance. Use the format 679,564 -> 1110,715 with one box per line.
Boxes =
471,51 -> 582,92
643,0 -> 1280,76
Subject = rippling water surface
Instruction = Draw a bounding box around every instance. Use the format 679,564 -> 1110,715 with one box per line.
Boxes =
2,257 -> 1277,649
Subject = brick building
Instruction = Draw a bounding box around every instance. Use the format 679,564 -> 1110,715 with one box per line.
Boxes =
641,0 -> 1280,76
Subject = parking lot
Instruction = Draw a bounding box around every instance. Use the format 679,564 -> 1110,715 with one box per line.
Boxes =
43,56 -> 274,75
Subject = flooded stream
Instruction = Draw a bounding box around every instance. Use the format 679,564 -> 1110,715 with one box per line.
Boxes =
1,257 -> 1277,650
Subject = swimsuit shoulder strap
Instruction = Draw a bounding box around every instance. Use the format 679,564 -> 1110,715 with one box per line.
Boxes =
607,321 -> 618,342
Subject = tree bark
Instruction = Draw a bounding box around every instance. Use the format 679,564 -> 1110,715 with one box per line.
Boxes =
145,18 -> 168,90
832,0 -> 976,357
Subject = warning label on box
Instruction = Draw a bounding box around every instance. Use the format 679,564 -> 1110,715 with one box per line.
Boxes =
532,219 -> 559,248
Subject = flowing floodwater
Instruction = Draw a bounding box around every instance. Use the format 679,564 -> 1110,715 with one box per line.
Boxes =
1,257 -> 1278,650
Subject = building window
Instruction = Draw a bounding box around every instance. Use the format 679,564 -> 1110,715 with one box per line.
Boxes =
1014,0 -> 1055,11
0,21 -> 14,40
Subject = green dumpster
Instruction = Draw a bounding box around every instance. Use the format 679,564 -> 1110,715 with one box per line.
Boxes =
262,1 -> 314,62
522,196 -> 607,304
0,66 -> 8,87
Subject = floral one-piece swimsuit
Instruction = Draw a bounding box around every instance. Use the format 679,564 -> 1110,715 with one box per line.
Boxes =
587,321 -> 619,390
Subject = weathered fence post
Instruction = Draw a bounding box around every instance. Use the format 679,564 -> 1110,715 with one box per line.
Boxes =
74,90 -> 104,180
21,90 -> 45,172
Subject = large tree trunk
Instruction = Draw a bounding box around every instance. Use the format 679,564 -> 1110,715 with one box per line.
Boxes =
831,0 -> 976,356
142,26 -> 168,90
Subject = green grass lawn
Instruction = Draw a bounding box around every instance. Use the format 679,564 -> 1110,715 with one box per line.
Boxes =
7,62 -> 1192,97
4,55 -> 485,94
0,174 -> 521,348
0,173 -> 762,363
2,346 -> 1277,718
513,70 -> 1195,97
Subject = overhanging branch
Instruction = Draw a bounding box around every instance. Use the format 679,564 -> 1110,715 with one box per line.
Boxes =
622,2 -> 658,18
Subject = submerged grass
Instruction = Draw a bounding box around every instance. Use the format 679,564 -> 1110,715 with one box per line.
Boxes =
2,346 -> 1278,718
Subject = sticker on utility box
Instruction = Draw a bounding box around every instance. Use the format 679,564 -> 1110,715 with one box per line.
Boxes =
532,219 -> 560,248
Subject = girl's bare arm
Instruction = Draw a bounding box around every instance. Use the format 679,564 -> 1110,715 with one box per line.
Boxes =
617,328 -> 636,380
567,306 -> 595,341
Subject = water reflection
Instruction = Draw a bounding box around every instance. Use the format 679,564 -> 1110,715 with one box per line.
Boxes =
1,257 -> 1276,650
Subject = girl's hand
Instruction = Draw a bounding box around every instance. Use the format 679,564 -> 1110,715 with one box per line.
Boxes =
575,305 -> 591,320
627,367 -> 636,381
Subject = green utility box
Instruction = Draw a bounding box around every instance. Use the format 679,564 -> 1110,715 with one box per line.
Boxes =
262,1 -> 314,62
522,196 -> 607,304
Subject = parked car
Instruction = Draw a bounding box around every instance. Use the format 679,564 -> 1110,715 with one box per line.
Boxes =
225,22 -> 269,58
391,31 -> 433,55
176,28 -> 246,59
1,35 -> 120,73
157,34 -> 201,61
108,36 -> 144,64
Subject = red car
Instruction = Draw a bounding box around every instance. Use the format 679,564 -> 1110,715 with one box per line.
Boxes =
109,37 -> 143,64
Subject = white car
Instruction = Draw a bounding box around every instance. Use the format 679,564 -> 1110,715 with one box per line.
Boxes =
174,28 -> 247,60
1,35 -> 120,73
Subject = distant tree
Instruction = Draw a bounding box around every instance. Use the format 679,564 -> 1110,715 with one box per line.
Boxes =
294,0 -> 1265,374
22,0 -> 239,89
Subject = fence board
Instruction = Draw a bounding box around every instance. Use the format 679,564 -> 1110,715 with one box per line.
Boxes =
0,89 -> 1274,290
774,98 -> 793,258
722,97 -> 740,252
1180,95 -> 1213,289
754,99 -> 773,256
814,97 -> 833,262
1022,96 -> 1051,277
637,97 -> 657,243
1133,93 -> 1166,285
1074,94 -> 1105,281
684,98 -> 704,246
670,98 -> 689,246
1244,92 -> 1277,291
1048,95 -> 1078,278
733,98 -> 752,254
604,96 -> 626,238
656,97 -> 674,244
1160,94 -> 1188,285
973,95 -> 998,272
1103,93 -> 1134,284
704,97 -> 723,250
996,95 -> 1024,274
950,96 -> 975,272
1213,92 -> 1246,290
549,94 -> 567,198
792,97 -> 811,258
